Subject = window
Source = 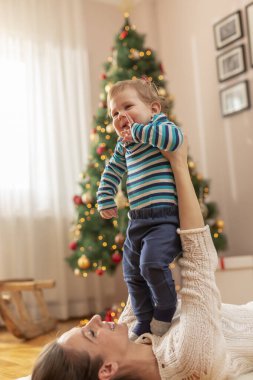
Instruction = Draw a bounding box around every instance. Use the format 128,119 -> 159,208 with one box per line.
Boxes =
0,59 -> 30,191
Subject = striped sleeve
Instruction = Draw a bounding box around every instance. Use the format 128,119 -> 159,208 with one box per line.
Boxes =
131,113 -> 183,151
97,141 -> 127,211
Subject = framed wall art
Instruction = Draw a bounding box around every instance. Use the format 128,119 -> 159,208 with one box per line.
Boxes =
216,45 -> 246,82
246,2 -> 253,67
220,80 -> 250,117
214,11 -> 243,50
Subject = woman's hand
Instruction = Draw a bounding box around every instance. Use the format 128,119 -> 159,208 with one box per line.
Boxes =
160,133 -> 188,169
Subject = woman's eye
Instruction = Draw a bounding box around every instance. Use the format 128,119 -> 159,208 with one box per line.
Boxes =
88,329 -> 96,337
112,112 -> 118,118
125,104 -> 132,109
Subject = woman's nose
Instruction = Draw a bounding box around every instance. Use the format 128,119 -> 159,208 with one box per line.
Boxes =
90,314 -> 103,325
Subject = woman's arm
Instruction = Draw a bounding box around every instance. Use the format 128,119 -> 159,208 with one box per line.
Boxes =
161,135 -> 204,230
162,136 -> 228,378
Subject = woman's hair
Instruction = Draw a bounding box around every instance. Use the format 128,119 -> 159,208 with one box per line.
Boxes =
107,78 -> 168,115
31,340 -> 143,380
31,341 -> 103,380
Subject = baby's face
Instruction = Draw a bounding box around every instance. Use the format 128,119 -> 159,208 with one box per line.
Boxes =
109,87 -> 153,138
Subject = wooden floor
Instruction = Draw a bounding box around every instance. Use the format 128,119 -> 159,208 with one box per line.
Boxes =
0,319 -> 81,380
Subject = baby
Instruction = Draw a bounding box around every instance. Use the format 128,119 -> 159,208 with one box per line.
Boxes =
97,78 -> 183,340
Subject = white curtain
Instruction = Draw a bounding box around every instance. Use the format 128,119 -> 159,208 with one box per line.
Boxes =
0,0 -> 126,320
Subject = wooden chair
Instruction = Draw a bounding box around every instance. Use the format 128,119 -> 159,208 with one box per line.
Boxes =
0,279 -> 57,339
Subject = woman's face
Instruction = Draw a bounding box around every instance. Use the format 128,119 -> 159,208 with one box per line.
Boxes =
58,314 -> 129,361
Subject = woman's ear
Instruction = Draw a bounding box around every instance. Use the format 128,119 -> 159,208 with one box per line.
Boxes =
98,361 -> 119,380
151,101 -> 161,115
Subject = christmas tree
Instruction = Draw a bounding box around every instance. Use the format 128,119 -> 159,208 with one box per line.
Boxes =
66,14 -> 227,278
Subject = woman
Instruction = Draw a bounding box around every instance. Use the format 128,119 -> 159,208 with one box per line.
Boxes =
32,137 -> 253,380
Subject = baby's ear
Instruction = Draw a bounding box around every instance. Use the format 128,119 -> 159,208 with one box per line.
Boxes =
151,101 -> 161,114
98,361 -> 119,380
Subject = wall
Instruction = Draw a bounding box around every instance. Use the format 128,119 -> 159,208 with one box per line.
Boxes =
83,1 -> 121,113
155,0 -> 253,257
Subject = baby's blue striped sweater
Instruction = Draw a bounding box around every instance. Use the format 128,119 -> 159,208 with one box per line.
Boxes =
97,113 -> 183,211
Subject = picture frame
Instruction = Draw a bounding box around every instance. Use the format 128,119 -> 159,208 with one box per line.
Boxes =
214,11 -> 243,50
220,80 -> 250,117
246,2 -> 253,67
216,45 -> 246,82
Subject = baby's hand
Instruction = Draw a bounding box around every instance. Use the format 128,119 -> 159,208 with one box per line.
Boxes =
121,113 -> 134,143
125,113 -> 134,126
100,208 -> 118,219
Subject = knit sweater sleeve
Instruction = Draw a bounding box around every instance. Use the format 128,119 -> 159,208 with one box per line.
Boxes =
97,141 -> 127,211
131,113 -> 183,151
171,225 -> 228,379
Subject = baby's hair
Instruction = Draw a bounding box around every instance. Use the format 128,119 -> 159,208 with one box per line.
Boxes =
107,78 -> 168,115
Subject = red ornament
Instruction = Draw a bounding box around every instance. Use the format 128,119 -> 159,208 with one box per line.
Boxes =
112,251 -> 122,263
73,195 -> 83,205
96,145 -> 106,155
105,309 -> 113,322
119,30 -> 128,40
96,268 -> 104,276
69,241 -> 78,250
101,73 -> 107,80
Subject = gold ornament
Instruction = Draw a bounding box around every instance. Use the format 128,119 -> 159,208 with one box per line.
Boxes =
115,190 -> 128,209
188,160 -> 195,169
216,219 -> 224,228
106,124 -> 114,133
82,192 -> 93,204
77,255 -> 90,269
158,87 -> 166,96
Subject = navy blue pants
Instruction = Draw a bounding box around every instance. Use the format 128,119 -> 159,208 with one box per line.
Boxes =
123,206 -> 181,323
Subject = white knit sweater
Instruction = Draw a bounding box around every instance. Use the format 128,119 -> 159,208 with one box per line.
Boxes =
118,226 -> 253,380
